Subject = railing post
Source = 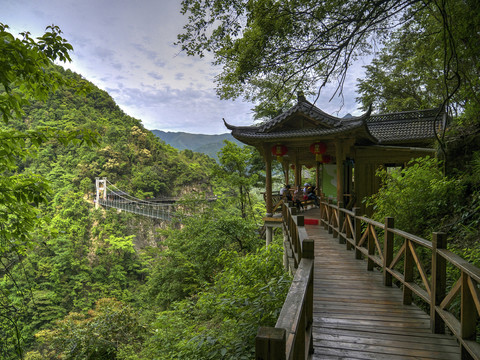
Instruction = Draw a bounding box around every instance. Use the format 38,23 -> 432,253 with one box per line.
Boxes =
255,327 -> 286,360
327,199 -> 333,234
403,239 -> 413,305
297,214 -> 304,227
302,238 -> 314,259
354,207 -> 362,260
384,217 -> 394,286
337,201 -> 344,243
461,270 -> 477,358
430,232 -> 446,334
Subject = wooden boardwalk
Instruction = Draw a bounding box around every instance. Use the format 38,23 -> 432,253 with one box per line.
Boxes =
303,208 -> 460,360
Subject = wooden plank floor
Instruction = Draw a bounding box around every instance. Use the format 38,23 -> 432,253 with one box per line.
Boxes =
303,208 -> 460,360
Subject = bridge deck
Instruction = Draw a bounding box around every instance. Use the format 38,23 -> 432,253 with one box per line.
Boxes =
303,208 -> 460,360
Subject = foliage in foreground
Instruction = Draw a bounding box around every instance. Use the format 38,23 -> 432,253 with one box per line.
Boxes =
124,242 -> 290,360
22,225 -> 289,360
366,157 -> 461,238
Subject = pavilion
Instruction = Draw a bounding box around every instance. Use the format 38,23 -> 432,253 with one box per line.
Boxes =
224,93 -> 446,222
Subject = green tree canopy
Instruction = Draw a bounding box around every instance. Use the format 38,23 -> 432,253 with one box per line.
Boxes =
0,23 -> 97,358
176,0 -> 479,121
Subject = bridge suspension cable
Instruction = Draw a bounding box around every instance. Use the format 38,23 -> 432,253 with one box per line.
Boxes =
95,177 -> 176,220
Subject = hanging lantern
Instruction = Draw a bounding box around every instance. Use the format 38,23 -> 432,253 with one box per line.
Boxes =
322,154 -> 332,164
309,142 -> 327,162
290,164 -> 295,170
306,164 -> 313,169
271,144 -> 288,162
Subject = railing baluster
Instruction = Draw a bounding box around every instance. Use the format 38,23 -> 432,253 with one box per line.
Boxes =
403,238 -> 413,305
367,225 -> 375,271
354,207 -> 362,260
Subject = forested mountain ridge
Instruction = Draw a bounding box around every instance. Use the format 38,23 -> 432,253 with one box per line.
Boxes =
151,129 -> 242,160
12,67 -> 216,198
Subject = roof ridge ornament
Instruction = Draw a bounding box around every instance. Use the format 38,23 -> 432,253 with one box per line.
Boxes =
297,91 -> 306,103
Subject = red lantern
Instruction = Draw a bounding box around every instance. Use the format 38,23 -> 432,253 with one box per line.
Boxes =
322,154 -> 332,164
271,144 -> 288,162
290,164 -> 295,170
309,142 -> 327,162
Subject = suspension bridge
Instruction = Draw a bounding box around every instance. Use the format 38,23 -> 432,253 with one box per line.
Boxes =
95,177 -> 200,221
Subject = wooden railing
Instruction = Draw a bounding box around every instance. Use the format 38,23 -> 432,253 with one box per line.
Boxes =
320,198 -> 480,359
255,202 -> 314,360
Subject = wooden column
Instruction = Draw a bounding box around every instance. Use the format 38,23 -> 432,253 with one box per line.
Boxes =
335,140 -> 344,203
294,149 -> 301,187
265,226 -> 273,246
315,162 -> 321,196
264,144 -> 273,216
284,162 -> 290,185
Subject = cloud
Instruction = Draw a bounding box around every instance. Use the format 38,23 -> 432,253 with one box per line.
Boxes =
148,72 -> 164,80
112,85 -> 253,134
3,0 -> 368,135
154,59 -> 167,67
92,46 -> 116,62
131,42 -> 162,60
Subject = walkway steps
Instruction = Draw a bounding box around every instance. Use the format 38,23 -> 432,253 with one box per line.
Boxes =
303,208 -> 460,360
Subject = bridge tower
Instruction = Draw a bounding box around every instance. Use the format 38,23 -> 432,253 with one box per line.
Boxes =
95,177 -> 107,209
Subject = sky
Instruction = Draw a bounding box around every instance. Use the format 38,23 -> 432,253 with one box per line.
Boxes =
3,0 -> 368,135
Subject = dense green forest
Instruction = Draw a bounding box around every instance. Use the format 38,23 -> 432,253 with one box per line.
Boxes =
3,0 -> 480,357
0,24 -> 288,359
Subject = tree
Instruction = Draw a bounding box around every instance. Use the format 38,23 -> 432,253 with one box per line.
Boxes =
176,0 -> 479,121
365,157 -> 461,237
0,23 -> 95,358
32,298 -> 144,359
356,1 -> 480,120
216,141 -> 260,219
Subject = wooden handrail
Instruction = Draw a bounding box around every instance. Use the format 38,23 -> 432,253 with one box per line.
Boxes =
320,198 -> 480,359
255,202 -> 314,360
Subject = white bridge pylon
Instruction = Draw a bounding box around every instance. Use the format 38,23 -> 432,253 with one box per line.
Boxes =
94,177 -> 175,221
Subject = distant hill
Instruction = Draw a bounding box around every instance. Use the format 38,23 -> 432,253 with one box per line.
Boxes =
151,130 -> 243,160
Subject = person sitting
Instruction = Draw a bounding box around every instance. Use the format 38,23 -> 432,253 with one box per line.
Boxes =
293,186 -> 304,212
306,185 -> 319,207
280,184 -> 293,202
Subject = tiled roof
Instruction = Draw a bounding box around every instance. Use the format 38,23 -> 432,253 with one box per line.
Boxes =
367,108 -> 444,144
224,98 -> 445,146
258,101 -> 343,132
229,118 -> 365,140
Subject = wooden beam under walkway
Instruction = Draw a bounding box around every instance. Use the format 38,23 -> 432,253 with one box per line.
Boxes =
302,208 -> 460,360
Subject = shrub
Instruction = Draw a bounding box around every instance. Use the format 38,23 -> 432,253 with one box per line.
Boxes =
366,157 -> 461,237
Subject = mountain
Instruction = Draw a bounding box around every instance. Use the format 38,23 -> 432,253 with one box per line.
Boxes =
151,130 -> 243,160
7,67 -> 216,198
